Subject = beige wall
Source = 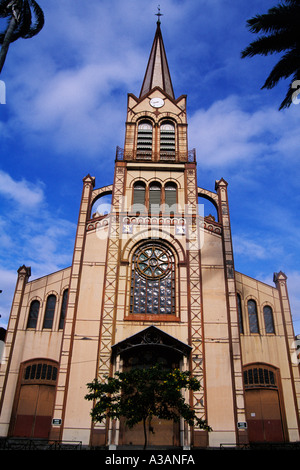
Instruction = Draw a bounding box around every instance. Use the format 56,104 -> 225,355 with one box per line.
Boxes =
0,267 -> 71,436
236,272 -> 300,441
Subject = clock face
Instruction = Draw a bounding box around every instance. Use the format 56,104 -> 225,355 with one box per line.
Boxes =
150,97 -> 164,108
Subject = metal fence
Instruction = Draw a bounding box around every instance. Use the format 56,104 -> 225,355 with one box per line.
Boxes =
0,437 -> 82,450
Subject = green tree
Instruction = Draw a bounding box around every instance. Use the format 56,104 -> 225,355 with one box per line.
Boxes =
85,364 -> 211,449
241,0 -> 300,109
0,0 -> 44,73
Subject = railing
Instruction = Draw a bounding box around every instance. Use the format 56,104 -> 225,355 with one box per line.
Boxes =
115,147 -> 196,163
0,437 -> 82,450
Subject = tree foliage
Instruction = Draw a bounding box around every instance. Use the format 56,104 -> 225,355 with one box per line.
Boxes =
241,0 -> 300,109
0,0 -> 44,73
85,364 -> 211,449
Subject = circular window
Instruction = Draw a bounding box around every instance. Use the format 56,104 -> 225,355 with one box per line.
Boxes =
135,244 -> 172,279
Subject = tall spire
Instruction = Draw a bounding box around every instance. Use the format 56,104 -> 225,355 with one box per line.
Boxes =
139,10 -> 175,100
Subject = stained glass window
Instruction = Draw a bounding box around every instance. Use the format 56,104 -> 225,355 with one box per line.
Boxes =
248,299 -> 259,334
43,295 -> 56,329
59,289 -> 68,330
130,243 -> 175,315
263,305 -> 275,334
237,293 -> 244,334
27,300 -> 40,329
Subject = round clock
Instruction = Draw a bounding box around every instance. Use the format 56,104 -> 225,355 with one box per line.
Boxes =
150,97 -> 164,108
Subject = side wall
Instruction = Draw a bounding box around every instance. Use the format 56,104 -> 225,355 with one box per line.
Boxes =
236,272 -> 300,442
0,267 -> 71,437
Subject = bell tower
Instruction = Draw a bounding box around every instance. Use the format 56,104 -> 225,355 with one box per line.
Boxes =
117,17 -> 193,167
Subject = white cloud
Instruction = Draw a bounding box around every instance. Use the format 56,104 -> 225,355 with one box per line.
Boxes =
188,95 -> 298,167
0,170 -> 44,207
0,268 -> 18,329
233,234 -> 270,260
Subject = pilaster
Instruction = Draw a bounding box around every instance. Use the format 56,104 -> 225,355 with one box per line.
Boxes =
0,266 -> 31,414
50,175 -> 95,441
215,178 -> 248,444
274,272 -> 300,439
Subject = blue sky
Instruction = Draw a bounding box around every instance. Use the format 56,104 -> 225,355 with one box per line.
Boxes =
0,0 -> 299,333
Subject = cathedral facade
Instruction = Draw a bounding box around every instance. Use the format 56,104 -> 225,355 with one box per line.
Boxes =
0,21 -> 299,449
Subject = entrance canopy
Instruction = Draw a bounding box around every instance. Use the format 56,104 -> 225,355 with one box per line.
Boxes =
111,325 -> 192,360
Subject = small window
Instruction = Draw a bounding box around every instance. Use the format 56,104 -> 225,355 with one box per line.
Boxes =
132,181 -> 146,214
164,182 -> 177,215
59,289 -> 68,330
43,295 -> 56,329
248,299 -> 259,334
244,366 -> 276,389
160,121 -> 175,158
24,361 -> 58,383
263,305 -> 275,334
149,182 -> 161,214
237,294 -> 244,334
137,120 -> 152,158
27,300 -> 40,329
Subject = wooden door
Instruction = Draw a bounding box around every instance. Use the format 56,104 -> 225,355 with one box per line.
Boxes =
13,384 -> 55,439
245,388 -> 284,442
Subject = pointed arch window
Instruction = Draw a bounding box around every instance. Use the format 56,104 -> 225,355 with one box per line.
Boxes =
132,181 -> 146,214
59,289 -> 68,330
164,182 -> 177,215
130,242 -> 175,316
43,294 -> 56,329
27,300 -> 40,329
149,182 -> 162,214
263,305 -> 275,334
160,121 -> 175,158
237,293 -> 244,334
137,120 -> 153,158
248,299 -> 259,334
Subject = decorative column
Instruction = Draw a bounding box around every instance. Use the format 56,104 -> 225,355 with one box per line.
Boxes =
50,174 -> 95,441
215,178 -> 248,445
185,163 -> 206,447
92,162 -> 125,446
274,271 -> 300,440
0,266 -> 31,415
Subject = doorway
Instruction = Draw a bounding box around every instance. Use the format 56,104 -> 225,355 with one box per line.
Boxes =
243,365 -> 286,443
10,360 -> 58,439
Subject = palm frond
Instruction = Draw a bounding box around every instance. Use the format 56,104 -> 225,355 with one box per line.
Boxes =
262,48 -> 300,89
241,30 -> 296,58
23,0 -> 44,38
279,69 -> 300,109
246,3 -> 300,34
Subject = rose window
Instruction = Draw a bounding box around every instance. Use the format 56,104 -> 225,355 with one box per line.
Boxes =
130,243 -> 175,315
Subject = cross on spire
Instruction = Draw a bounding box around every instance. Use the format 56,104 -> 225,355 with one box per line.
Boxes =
155,5 -> 163,24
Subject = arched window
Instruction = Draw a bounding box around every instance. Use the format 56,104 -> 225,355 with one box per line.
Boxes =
160,121 -> 175,157
59,289 -> 68,330
149,182 -> 161,214
27,300 -> 40,329
137,120 -> 153,158
237,293 -> 244,334
43,295 -> 56,329
248,299 -> 259,334
243,365 -> 277,389
164,182 -> 177,215
132,181 -> 146,214
130,242 -> 175,316
263,305 -> 275,334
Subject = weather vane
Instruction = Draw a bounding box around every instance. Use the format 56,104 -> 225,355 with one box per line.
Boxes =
155,5 -> 163,24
